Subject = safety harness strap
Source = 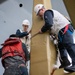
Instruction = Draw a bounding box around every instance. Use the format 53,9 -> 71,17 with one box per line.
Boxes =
63,25 -> 69,34
58,24 -> 73,42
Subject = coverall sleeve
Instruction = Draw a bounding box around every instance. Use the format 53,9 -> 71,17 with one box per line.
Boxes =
41,10 -> 53,32
16,29 -> 29,38
22,43 -> 30,61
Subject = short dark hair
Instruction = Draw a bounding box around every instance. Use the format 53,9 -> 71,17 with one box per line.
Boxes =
9,34 -> 18,38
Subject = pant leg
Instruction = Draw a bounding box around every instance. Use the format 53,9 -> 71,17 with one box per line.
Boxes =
58,31 -> 68,60
65,44 -> 75,65
63,30 -> 75,65
58,32 -> 70,66
58,42 -> 68,59
19,66 -> 28,75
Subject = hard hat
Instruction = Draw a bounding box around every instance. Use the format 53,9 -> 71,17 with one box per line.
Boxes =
34,4 -> 44,15
22,19 -> 30,26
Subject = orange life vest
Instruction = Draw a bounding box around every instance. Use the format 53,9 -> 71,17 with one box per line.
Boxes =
2,38 -> 25,61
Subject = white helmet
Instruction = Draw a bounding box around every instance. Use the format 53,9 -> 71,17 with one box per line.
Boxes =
22,19 -> 30,26
34,4 -> 44,15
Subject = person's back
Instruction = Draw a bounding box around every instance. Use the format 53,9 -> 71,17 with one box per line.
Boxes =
1,34 -> 29,75
51,9 -> 70,35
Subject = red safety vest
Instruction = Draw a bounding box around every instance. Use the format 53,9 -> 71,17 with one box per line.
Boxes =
2,38 -> 25,61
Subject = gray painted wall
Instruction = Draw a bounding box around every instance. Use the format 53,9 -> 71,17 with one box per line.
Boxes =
51,0 -> 69,17
0,0 -> 33,74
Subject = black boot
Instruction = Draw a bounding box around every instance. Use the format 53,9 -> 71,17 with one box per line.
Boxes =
64,65 -> 75,72
59,57 -> 71,68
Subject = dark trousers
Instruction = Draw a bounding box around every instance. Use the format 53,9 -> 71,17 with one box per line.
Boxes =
3,56 -> 28,75
58,24 -> 75,65
20,66 -> 28,75
3,64 -> 28,75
